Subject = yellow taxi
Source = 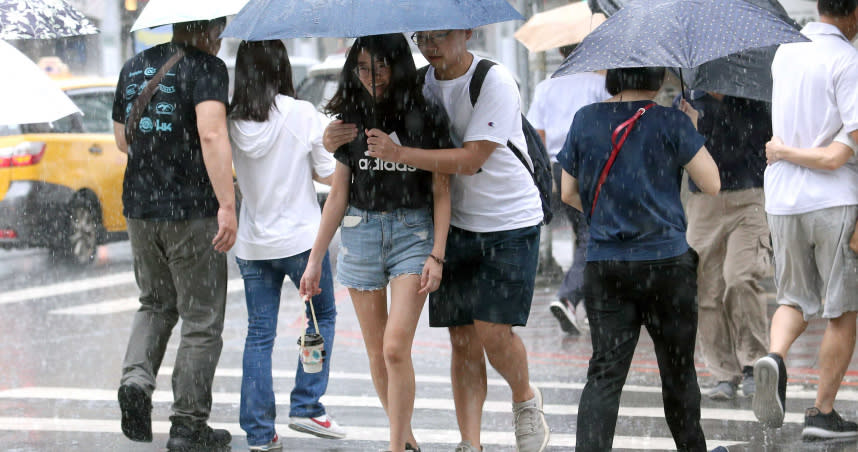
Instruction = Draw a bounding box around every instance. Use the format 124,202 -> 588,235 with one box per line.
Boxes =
0,77 -> 127,264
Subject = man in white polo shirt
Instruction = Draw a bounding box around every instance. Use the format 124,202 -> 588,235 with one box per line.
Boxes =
752,0 -> 858,440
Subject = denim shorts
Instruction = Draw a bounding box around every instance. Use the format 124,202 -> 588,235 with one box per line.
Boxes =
429,225 -> 540,327
336,205 -> 434,291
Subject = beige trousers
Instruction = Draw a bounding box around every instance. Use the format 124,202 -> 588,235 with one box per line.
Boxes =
686,188 -> 770,383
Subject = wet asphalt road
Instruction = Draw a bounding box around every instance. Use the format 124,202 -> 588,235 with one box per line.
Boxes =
1,225 -> 858,452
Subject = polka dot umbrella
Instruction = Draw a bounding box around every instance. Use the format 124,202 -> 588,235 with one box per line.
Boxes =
553,0 -> 808,98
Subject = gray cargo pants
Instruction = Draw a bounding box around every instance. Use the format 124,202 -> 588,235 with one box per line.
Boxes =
120,217 -> 227,422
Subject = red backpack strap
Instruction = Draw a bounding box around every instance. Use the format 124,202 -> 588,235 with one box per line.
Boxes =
589,102 -> 656,218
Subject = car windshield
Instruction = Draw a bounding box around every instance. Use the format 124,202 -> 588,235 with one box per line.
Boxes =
13,114 -> 84,135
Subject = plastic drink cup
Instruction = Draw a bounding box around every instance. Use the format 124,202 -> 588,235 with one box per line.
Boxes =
298,333 -> 325,373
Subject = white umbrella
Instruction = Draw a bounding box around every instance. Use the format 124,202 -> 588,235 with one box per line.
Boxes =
131,0 -> 250,32
0,40 -> 80,126
514,2 -> 606,53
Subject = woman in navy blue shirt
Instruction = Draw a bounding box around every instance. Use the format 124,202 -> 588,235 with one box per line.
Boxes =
557,67 -> 719,452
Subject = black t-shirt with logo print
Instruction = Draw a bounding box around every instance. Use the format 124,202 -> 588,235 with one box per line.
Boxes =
112,42 -> 228,220
334,101 -> 453,211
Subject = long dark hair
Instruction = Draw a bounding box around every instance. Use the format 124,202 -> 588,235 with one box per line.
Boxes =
325,33 -> 424,118
230,40 -> 295,122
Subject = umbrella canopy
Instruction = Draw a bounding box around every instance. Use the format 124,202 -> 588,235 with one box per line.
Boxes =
514,1 -> 606,52
222,0 -> 524,40
675,0 -> 799,102
131,0 -> 250,32
588,0 -> 800,102
0,0 -> 97,40
554,0 -> 808,77
0,40 -> 80,126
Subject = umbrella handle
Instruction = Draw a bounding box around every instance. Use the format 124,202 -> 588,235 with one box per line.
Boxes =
679,67 -> 686,100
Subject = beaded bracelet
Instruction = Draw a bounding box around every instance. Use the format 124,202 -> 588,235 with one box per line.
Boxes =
428,254 -> 445,265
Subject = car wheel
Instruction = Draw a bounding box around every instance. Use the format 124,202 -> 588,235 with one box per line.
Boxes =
57,198 -> 100,265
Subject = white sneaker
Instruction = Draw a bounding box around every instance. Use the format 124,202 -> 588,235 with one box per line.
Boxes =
512,385 -> 550,452
454,440 -> 483,451
287,413 -> 346,439
549,300 -> 581,335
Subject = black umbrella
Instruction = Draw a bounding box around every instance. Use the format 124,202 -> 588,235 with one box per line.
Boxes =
587,0 -> 801,102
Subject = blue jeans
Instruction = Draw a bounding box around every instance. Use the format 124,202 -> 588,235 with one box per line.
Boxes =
236,251 -> 337,446
336,205 -> 434,290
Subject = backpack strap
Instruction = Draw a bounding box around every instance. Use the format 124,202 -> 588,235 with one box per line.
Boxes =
469,59 -> 496,107
467,59 -> 534,175
125,48 -> 185,145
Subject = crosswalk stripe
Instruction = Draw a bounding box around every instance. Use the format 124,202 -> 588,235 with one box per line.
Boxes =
160,366 -> 858,402
0,272 -> 135,305
0,386 -> 805,425
47,279 -> 245,315
0,417 -> 744,449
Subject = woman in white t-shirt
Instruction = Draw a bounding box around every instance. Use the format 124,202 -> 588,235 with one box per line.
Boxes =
228,40 -> 344,450
299,34 -> 452,452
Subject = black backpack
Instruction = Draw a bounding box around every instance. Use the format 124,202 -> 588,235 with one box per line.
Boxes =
419,60 -> 553,225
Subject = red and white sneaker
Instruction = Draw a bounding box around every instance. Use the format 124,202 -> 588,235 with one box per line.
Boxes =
249,433 -> 282,451
288,413 -> 346,440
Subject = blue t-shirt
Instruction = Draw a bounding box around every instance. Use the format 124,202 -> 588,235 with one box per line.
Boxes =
557,100 -> 705,262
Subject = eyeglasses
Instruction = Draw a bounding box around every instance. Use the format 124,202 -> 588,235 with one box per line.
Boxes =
411,30 -> 452,47
354,61 -> 390,78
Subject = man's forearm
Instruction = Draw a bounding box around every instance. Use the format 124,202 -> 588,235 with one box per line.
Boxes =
397,146 -> 484,175
201,135 -> 236,209
778,145 -> 848,171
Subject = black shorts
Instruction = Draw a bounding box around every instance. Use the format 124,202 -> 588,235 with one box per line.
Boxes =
429,225 -> 540,327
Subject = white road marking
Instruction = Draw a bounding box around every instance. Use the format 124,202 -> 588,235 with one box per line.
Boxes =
161,366 -> 858,402
159,366 -> 662,393
0,417 -> 743,449
48,279 -> 245,315
0,272 -> 135,305
0,386 -> 803,425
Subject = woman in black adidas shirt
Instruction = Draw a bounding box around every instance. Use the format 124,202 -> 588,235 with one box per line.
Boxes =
300,33 -> 451,452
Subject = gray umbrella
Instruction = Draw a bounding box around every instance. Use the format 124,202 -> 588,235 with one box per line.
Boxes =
586,0 -> 801,101
0,0 -> 98,40
554,0 -> 807,90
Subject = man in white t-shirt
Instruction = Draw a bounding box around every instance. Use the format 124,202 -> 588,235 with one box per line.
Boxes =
360,29 -> 549,452
526,44 -> 610,336
753,0 -> 858,440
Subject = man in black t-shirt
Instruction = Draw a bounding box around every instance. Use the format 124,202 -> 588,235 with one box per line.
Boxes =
110,17 -> 236,452
679,91 -> 771,402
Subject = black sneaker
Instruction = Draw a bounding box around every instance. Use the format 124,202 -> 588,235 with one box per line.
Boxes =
752,353 -> 787,428
117,383 -> 152,442
166,418 -> 232,451
802,407 -> 858,440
